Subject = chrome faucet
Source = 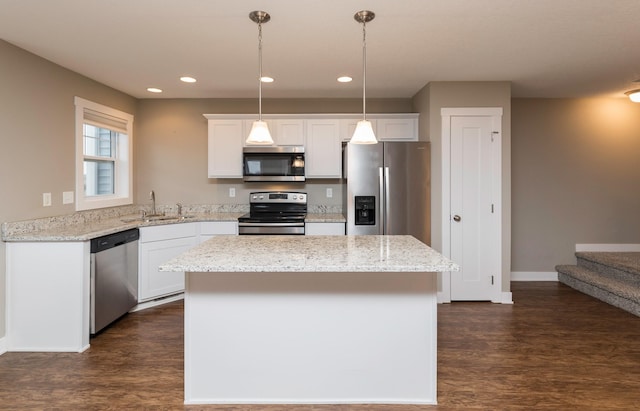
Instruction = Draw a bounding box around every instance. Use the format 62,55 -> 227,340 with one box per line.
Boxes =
176,202 -> 183,216
150,190 -> 157,215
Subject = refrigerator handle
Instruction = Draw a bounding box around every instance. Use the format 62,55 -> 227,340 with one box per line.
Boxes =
378,167 -> 385,235
384,167 -> 390,234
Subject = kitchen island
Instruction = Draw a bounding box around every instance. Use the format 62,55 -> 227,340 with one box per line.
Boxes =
160,235 -> 458,405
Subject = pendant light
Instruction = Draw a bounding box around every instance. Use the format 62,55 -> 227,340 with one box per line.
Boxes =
246,11 -> 274,145
350,10 -> 378,145
625,89 -> 640,103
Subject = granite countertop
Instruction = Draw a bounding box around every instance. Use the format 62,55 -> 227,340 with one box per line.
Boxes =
304,213 -> 345,223
160,235 -> 459,273
1,210 -> 345,242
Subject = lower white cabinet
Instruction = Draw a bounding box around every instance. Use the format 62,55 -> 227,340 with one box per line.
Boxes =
138,223 -> 198,302
305,222 -> 346,235
199,221 -> 238,243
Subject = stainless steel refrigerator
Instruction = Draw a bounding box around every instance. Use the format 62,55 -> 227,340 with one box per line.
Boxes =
342,141 -> 431,245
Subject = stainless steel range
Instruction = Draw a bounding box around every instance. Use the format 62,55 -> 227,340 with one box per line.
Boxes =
238,191 -> 307,235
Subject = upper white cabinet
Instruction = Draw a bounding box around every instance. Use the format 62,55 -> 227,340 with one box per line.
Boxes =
274,119 -> 305,146
376,115 -> 418,141
204,113 -> 418,179
305,119 -> 342,178
340,115 -> 418,142
206,119 -> 244,178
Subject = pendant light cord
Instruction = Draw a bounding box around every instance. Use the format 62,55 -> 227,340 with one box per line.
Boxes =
362,20 -> 367,121
258,21 -> 263,122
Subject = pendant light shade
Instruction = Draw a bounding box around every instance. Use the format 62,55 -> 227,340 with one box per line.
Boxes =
246,11 -> 274,145
351,120 -> 377,144
625,89 -> 640,103
350,10 -> 378,145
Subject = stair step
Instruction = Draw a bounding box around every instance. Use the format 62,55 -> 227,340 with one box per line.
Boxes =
556,265 -> 640,317
576,252 -> 640,284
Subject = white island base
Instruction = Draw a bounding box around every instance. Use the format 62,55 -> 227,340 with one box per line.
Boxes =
160,235 -> 459,405
185,271 -> 437,405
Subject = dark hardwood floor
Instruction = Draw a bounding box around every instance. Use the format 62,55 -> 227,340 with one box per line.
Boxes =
1,282 -> 639,410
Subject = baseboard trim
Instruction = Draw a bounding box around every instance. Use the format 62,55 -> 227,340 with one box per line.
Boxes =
576,244 -> 640,252
511,271 -> 558,281
500,292 -> 514,304
0,336 -> 7,356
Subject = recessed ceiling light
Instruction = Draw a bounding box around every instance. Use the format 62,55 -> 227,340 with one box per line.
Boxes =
180,76 -> 197,83
260,76 -> 274,83
338,76 -> 353,83
147,87 -> 163,93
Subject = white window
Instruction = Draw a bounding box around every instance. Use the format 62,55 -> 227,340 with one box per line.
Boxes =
75,97 -> 133,211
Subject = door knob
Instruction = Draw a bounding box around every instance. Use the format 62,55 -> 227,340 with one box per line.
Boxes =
453,215 -> 461,222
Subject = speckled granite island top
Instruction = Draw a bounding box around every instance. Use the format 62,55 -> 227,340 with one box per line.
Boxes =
160,235 -> 459,273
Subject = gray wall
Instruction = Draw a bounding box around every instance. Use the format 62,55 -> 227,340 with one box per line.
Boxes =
0,40 -> 137,341
134,98 -> 412,208
512,98 -> 640,272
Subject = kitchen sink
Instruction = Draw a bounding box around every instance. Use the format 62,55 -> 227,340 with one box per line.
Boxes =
121,215 -> 195,223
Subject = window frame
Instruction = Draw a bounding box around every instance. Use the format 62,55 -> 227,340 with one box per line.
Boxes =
75,97 -> 134,211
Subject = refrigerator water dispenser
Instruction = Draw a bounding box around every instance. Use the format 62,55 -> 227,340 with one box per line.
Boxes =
354,196 -> 375,225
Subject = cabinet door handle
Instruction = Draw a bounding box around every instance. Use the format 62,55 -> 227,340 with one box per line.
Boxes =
453,215 -> 461,222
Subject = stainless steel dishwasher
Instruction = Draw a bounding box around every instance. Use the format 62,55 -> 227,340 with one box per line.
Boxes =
90,228 -> 139,334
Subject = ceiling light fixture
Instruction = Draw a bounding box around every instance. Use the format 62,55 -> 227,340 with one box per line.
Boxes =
338,76 -> 353,83
350,10 -> 377,144
147,87 -> 162,93
180,76 -> 197,83
246,10 -> 274,145
260,76 -> 274,83
625,89 -> 640,103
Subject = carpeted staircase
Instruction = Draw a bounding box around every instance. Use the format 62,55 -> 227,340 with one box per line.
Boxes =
556,252 -> 640,317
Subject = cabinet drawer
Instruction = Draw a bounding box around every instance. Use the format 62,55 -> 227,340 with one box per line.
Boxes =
139,222 -> 198,243
200,221 -> 238,236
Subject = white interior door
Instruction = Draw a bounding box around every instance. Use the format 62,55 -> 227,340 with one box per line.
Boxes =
449,115 -> 500,301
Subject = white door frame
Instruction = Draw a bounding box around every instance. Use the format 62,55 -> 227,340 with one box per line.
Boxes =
440,107 -> 503,303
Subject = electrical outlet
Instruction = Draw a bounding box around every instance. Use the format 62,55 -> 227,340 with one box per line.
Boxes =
326,188 -> 333,198
229,187 -> 236,198
63,191 -> 74,204
43,192 -> 52,207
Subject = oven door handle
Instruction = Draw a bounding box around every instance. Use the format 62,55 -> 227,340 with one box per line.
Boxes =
238,222 -> 305,227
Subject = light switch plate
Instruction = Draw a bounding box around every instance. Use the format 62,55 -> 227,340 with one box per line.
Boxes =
326,188 -> 333,198
229,187 -> 236,198
63,191 -> 74,204
43,192 -> 52,207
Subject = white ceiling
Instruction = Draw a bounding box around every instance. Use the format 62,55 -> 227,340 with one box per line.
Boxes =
1,0 -> 640,99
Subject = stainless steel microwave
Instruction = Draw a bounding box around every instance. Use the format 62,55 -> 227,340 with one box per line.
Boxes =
242,146 -> 305,182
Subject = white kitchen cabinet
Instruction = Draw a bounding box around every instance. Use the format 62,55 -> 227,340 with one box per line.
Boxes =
138,223 -> 198,302
341,115 -> 418,142
205,113 -> 418,178
6,241 -> 90,352
376,115 -> 418,141
305,222 -> 346,235
274,119 -> 304,146
207,119 -> 244,178
199,221 -> 238,243
305,119 -> 342,178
